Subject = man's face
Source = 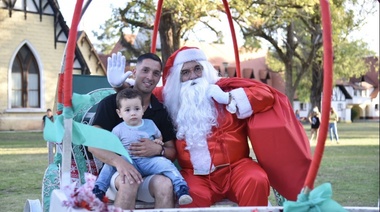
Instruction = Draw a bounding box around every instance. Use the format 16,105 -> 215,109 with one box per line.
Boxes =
180,61 -> 203,82
133,59 -> 162,94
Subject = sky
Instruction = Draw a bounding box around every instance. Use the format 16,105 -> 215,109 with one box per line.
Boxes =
58,0 -> 379,55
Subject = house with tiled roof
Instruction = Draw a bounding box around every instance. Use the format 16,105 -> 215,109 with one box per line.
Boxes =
338,56 -> 379,121
294,56 -> 379,122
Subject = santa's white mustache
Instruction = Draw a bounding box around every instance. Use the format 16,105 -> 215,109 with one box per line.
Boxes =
182,78 -> 203,86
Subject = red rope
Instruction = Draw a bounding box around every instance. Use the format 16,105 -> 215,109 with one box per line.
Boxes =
304,0 -> 333,190
222,0 -> 241,77
151,0 -> 163,53
63,0 -> 84,107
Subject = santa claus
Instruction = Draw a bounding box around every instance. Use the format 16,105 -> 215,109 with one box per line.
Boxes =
159,46 -> 312,207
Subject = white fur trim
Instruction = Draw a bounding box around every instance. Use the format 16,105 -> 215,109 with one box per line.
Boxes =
174,49 -> 207,67
188,144 -> 215,175
230,88 -> 253,119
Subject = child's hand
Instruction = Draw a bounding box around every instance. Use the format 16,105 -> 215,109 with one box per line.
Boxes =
153,139 -> 164,146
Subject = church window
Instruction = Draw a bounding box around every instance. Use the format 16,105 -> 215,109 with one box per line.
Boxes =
11,45 -> 40,108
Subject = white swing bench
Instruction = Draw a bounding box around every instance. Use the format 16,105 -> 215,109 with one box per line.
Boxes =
24,76 -> 379,212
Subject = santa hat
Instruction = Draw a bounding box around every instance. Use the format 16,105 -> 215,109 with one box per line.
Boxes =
163,46 -> 207,85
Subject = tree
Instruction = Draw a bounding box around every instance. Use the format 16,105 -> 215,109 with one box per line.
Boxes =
230,0 -> 377,107
94,0 -> 377,109
94,0 -> 218,65
307,1 -> 376,110
228,0 -> 323,106
93,18 -> 122,54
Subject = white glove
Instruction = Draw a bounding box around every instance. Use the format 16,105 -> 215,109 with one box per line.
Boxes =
107,52 -> 132,88
207,84 -> 230,105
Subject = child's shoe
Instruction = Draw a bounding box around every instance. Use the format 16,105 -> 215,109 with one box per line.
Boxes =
92,185 -> 106,200
177,185 -> 193,205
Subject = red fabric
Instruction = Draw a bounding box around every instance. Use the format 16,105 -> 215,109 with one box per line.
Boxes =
180,158 -> 269,207
63,0 -> 84,107
152,86 -> 164,102
57,73 -> 64,115
217,78 -> 312,200
218,78 -> 275,113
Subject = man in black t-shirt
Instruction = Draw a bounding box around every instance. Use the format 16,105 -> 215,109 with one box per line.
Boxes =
89,52 -> 176,209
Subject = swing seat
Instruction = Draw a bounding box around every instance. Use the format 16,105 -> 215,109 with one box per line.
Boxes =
42,76 -> 380,212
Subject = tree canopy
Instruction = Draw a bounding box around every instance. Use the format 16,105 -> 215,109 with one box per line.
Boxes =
230,0 -> 377,106
93,0 -> 378,107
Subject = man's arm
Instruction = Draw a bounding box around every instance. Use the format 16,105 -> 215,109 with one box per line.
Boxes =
162,140 -> 176,161
41,117 -> 45,130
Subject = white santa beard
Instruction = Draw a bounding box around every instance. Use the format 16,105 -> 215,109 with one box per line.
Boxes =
176,78 -> 217,174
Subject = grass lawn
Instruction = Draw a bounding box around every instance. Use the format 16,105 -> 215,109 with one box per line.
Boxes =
0,132 -> 47,212
0,121 -> 379,211
310,121 -> 379,207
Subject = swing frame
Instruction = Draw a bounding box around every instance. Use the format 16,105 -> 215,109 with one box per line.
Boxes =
24,0 -> 380,211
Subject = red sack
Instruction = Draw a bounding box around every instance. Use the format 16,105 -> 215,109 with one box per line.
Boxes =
248,86 -> 311,200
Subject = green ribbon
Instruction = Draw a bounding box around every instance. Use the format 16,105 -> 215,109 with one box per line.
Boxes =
43,92 -> 132,164
283,183 -> 348,212
43,114 -> 64,143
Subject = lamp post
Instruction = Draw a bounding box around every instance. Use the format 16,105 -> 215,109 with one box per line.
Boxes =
222,62 -> 229,77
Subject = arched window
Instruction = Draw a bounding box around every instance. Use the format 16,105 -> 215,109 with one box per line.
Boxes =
11,45 -> 40,108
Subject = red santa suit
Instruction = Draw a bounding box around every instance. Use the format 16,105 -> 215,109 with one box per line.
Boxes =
176,78 -> 275,207
159,47 -> 312,207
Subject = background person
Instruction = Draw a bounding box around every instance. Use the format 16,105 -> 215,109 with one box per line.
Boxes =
42,108 -> 54,129
308,110 -> 321,143
329,107 -> 340,143
295,109 -> 305,122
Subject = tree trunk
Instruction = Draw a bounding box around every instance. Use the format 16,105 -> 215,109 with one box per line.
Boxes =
310,61 -> 323,113
284,23 -> 295,106
159,10 -> 181,66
